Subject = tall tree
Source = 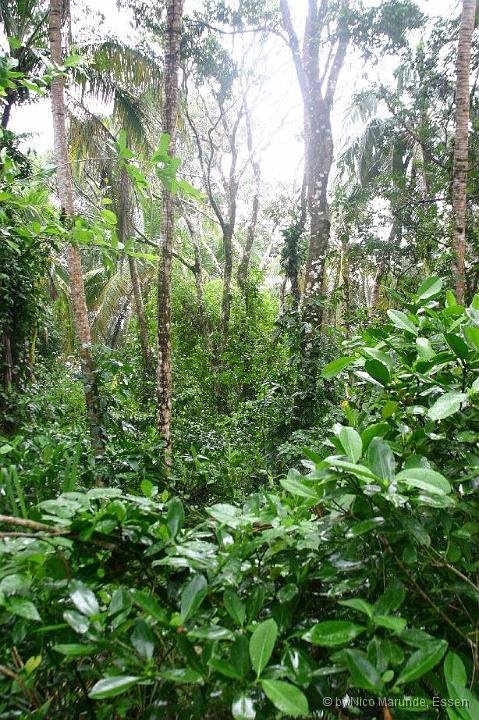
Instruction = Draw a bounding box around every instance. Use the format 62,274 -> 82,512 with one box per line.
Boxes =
157,0 -> 184,463
452,0 -> 477,304
48,0 -> 104,456
280,0 -> 350,310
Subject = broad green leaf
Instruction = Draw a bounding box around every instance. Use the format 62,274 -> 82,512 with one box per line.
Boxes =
180,575 -> 208,623
7,598 -> 41,621
69,581 -> 99,617
444,652 -> 467,688
367,437 -> 395,482
280,469 -> 318,499
158,668 -> 203,683
323,457 -> 377,482
361,422 -> 390,451
188,625 -> 233,640
89,676 -> 140,699
364,359 -> 391,386
445,333 -> 470,360
261,680 -> 309,718
131,620 -> 155,660
395,467 -> 451,495
343,649 -> 384,693
335,425 -> 362,463
321,356 -> 354,379
53,644 -> 96,657
232,694 -> 256,719
346,517 -> 385,538
224,589 -> 246,625
304,621 -> 366,646
374,615 -> 407,633
387,309 -> 418,335
339,598 -> 374,618
131,591 -> 169,625
249,618 -> 278,677
427,393 -> 467,421
209,657 -> 243,679
416,337 -> 435,359
395,640 -> 447,685
415,276 -> 442,301
464,326 -> 479,350
166,498 -> 184,539
63,610 -> 89,634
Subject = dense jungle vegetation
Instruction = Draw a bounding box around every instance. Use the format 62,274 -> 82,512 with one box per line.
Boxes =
1,0 -> 479,718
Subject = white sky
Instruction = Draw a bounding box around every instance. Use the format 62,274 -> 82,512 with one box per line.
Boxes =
4,0 -> 457,190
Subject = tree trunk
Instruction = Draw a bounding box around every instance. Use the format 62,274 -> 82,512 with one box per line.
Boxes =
129,256 -> 152,373
156,0 -> 184,464
237,108 -> 261,295
117,167 -> 152,375
182,211 -> 211,346
48,0 -> 104,459
221,226 -> 234,343
452,0 -> 476,304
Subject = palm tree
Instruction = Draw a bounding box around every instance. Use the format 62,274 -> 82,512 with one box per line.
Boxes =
452,0 -> 477,304
48,0 -> 104,456
0,0 -> 48,128
157,0 -> 184,465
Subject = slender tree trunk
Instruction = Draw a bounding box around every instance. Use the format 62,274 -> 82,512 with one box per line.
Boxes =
221,226 -> 234,343
237,108 -> 261,295
129,256 -> 152,373
117,167 -> 152,375
452,0 -> 476,304
182,212 -> 211,345
156,0 -> 184,464
48,0 -> 104,458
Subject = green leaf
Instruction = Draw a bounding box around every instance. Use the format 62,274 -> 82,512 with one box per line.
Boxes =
364,359 -> 391,386
361,423 -> 390,451
249,618 -> 278,677
321,356 -> 354,379
395,467 -> 451,495
444,652 -> 467,688
445,333 -> 470,360
367,437 -> 395,482
69,581 -> 99,617
209,657 -> 243,680
89,676 -> 140,699
395,640 -> 447,685
131,591 -> 169,625
345,517 -> 385,538
427,392 -> 467,421
180,575 -> 208,623
416,337 -> 435,360
323,457 -> 377,482
304,621 -> 366,646
261,680 -> 309,718
53,644 -> 96,657
232,694 -> 256,719
335,425 -> 362,463
166,498 -> 184,539
373,615 -> 407,633
387,309 -> 418,335
7,598 -> 41,622
343,649 -> 384,693
224,589 -> 246,625
158,668 -> 203,683
415,276 -> 443,301
338,598 -> 374,618
188,625 -> 233,640
131,620 -> 155,660
280,469 -> 318,499
63,610 -> 89,634
464,326 -> 479,350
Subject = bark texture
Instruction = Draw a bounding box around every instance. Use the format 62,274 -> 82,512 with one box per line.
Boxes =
280,0 -> 349,314
452,0 -> 476,304
237,106 -> 261,296
48,0 -> 104,457
156,0 -> 184,462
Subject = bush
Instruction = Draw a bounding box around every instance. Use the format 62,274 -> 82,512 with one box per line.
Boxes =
1,279 -> 478,719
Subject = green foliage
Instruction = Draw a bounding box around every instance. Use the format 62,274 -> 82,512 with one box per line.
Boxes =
1,282 -> 478,718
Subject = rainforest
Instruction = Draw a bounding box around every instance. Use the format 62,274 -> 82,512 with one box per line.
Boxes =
0,0 -> 479,718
